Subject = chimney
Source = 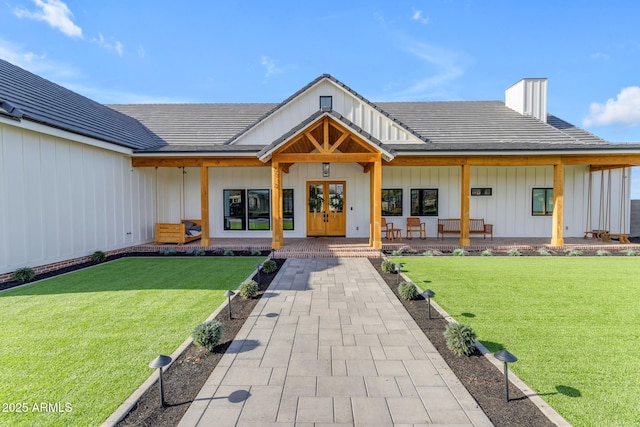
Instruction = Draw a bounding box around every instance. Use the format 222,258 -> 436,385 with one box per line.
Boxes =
505,78 -> 547,123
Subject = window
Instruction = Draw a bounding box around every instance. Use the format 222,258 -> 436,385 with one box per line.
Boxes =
471,188 -> 492,196
381,189 -> 403,216
411,189 -> 438,216
283,189 -> 294,230
248,189 -> 270,230
319,96 -> 332,110
224,190 -> 245,230
532,188 -> 553,216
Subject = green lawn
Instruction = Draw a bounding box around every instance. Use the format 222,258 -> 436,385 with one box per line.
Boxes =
393,256 -> 640,427
0,257 -> 262,427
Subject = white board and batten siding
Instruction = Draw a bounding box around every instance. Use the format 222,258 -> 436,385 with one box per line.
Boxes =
233,80 -> 420,146
0,122 -> 156,275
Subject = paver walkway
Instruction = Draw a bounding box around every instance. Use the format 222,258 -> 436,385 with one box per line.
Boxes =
178,258 -> 492,426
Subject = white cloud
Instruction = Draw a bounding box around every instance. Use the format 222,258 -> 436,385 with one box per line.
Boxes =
92,33 -> 124,56
260,56 -> 282,79
0,38 -> 81,80
411,9 -> 429,25
583,87 -> 640,128
14,0 -> 82,38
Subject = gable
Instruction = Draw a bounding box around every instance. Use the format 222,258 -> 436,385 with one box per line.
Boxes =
231,76 -> 426,147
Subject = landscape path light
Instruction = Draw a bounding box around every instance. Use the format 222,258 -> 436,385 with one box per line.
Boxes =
395,263 -> 403,285
493,349 -> 518,402
255,262 -> 263,282
224,290 -> 235,320
424,289 -> 435,319
149,355 -> 172,407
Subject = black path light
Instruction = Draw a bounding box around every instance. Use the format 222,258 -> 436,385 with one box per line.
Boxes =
494,349 -> 518,402
255,262 -> 263,282
424,289 -> 435,319
395,263 -> 403,285
149,355 -> 172,407
224,290 -> 235,320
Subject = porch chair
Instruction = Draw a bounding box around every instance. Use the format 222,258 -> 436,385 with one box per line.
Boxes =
406,217 -> 426,240
382,217 -> 401,241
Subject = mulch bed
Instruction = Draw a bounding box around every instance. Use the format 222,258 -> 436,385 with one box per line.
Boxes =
114,258 -> 285,427
370,259 -> 555,427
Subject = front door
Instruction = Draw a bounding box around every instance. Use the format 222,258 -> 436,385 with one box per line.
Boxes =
307,181 -> 346,236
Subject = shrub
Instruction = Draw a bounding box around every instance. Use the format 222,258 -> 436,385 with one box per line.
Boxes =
91,251 -> 106,263
262,259 -> 277,273
422,250 -> 434,257
508,248 -> 522,257
381,258 -> 396,274
250,248 -> 262,256
13,267 -> 35,283
391,249 -> 404,256
625,249 -> 638,257
537,248 -> 552,256
193,249 -> 206,257
452,248 -> 466,257
239,279 -> 259,299
596,250 -> 610,257
444,322 -> 477,357
191,320 -> 223,351
163,249 -> 176,256
567,249 -> 583,257
481,249 -> 493,257
223,249 -> 234,256
398,281 -> 418,300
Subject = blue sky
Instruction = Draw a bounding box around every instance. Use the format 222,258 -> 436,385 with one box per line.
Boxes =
2,0 -> 640,195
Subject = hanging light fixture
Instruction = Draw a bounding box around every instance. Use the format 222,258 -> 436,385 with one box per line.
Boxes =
322,162 -> 330,177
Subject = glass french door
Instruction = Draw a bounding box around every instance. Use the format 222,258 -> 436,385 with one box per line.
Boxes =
307,181 -> 346,236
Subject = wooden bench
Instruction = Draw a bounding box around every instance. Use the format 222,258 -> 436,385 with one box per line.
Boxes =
437,218 -> 493,240
155,219 -> 202,245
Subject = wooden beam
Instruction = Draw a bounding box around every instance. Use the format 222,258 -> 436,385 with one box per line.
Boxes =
200,165 -> 210,246
328,132 -> 349,153
460,164 -> 471,246
324,117 -> 329,152
371,156 -> 382,249
589,164 -> 632,172
387,153 -> 640,167
271,161 -> 283,249
132,157 -> 266,168
273,152 -> 379,163
551,163 -> 565,247
304,131 -> 324,153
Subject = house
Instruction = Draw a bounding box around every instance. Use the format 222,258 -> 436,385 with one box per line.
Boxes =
2,58 -> 640,277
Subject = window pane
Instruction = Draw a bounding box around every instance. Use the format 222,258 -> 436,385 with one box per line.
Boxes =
224,190 -> 245,230
411,189 -> 438,216
329,183 -> 343,213
248,189 -> 270,230
382,189 -> 403,216
283,189 -> 294,230
532,188 -> 553,216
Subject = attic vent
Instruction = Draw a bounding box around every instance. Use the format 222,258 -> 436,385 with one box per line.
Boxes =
319,96 -> 332,111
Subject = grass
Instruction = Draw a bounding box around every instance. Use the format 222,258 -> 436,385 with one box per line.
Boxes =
393,256 -> 640,427
0,257 -> 263,427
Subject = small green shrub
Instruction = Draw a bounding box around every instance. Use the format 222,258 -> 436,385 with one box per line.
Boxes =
239,280 -> 259,299
481,249 -> 493,257
444,322 -> 477,357
250,248 -> 262,256
452,248 -> 466,257
567,249 -> 583,257
193,249 -> 206,257
191,320 -> 223,351
625,249 -> 638,257
398,281 -> 418,300
13,267 -> 35,283
537,248 -> 552,256
508,248 -> 522,257
91,251 -> 106,263
381,258 -> 396,274
223,249 -> 234,256
163,249 -> 176,256
391,249 -> 404,256
596,250 -> 610,257
262,259 -> 277,273
422,250 -> 434,257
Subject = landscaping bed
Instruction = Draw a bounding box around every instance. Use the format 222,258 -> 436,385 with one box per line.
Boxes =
370,259 -> 555,427
115,258 -> 285,427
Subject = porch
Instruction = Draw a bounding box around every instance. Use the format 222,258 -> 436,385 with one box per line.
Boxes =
136,236 -> 639,258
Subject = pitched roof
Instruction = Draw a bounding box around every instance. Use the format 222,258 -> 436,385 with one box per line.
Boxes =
0,59 -> 164,150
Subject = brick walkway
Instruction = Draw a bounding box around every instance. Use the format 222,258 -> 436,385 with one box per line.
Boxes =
178,258 -> 492,426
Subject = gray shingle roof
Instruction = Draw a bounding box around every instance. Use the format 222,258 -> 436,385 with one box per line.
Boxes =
0,59 -> 164,150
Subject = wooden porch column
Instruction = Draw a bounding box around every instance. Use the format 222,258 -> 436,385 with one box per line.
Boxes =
551,163 -> 565,247
370,155 -> 382,249
200,165 -> 210,246
460,163 -> 471,246
271,160 -> 283,249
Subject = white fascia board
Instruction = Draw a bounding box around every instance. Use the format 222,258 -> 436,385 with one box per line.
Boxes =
131,151 -> 259,157
396,149 -> 640,156
0,115 -> 134,156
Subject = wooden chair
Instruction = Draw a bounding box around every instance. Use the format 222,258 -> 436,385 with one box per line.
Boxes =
382,217 -> 400,240
406,217 -> 426,240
